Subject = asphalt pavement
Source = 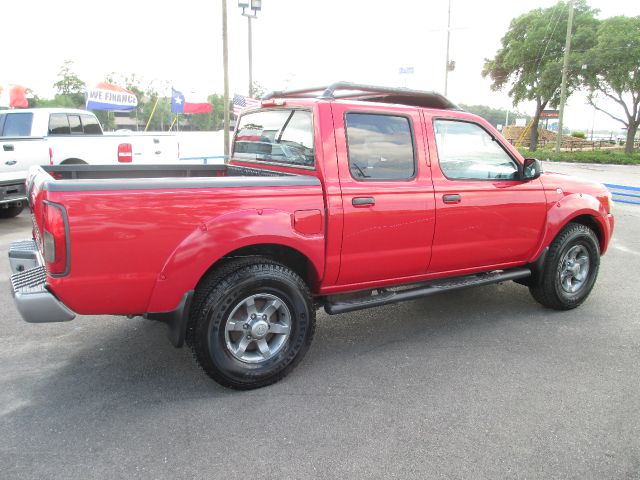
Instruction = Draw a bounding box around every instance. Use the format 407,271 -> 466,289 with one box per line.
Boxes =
1,163 -> 639,479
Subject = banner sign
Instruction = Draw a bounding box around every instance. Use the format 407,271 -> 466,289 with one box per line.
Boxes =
86,82 -> 138,111
540,110 -> 560,118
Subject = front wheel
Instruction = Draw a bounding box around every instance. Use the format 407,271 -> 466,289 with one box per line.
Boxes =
529,223 -> 600,310
190,260 -> 315,389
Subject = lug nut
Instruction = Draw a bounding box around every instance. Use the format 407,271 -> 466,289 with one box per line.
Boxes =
262,315 -> 267,320
251,314 -> 256,319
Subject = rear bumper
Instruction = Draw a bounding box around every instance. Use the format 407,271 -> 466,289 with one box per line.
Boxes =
8,240 -> 75,323
0,181 -> 27,205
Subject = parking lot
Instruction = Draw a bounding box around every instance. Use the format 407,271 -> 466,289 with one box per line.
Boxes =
1,163 -> 639,479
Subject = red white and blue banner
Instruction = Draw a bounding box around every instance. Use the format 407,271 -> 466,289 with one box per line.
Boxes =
171,88 -> 211,114
86,82 -> 138,111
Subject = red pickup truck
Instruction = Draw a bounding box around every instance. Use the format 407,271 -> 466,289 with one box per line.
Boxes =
9,83 -> 614,390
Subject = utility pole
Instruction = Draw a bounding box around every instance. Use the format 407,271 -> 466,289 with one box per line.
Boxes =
248,16 -> 253,96
222,0 -> 230,160
444,0 -> 451,96
555,0 -> 574,153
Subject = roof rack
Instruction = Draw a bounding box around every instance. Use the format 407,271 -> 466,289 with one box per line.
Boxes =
262,81 -> 460,110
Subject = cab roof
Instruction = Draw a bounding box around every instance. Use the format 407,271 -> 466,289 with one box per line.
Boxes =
262,81 -> 461,111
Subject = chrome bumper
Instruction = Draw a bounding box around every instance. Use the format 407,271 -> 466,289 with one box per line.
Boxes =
8,240 -> 75,323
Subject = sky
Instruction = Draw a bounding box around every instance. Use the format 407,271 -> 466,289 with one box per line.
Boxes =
2,0 -> 639,133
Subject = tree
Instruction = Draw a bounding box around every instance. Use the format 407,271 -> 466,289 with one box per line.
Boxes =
459,104 -> 529,128
52,60 -> 86,108
482,1 -> 598,151
581,16 -> 640,154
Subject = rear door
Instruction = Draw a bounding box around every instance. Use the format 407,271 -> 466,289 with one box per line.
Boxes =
426,117 -> 547,273
332,103 -> 436,286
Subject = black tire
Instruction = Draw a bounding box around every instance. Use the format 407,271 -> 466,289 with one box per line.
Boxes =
189,259 -> 315,389
529,223 -> 600,310
0,203 -> 25,219
60,159 -> 87,165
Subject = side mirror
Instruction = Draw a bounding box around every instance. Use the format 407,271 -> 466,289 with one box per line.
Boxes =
522,158 -> 542,180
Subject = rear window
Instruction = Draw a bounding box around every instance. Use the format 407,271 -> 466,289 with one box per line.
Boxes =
1,113 -> 33,136
233,109 -> 314,168
81,114 -> 101,134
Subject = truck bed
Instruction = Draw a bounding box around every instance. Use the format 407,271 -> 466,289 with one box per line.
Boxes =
25,163 -> 325,316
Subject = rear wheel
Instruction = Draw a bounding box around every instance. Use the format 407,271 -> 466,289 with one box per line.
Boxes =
190,259 -> 315,389
529,223 -> 600,310
0,202 -> 25,218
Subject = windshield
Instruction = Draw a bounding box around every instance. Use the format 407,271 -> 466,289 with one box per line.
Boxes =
233,109 -> 314,168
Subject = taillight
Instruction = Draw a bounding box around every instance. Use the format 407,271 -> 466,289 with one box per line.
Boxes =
49,147 -> 53,165
43,202 -> 68,275
118,143 -> 133,163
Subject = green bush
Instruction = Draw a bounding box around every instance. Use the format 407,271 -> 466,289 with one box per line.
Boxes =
571,131 -> 586,139
517,148 -> 640,165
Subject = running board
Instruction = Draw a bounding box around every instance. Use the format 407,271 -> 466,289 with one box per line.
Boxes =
324,268 -> 532,315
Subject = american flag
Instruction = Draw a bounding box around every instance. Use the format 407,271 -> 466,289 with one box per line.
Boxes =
233,93 -> 260,117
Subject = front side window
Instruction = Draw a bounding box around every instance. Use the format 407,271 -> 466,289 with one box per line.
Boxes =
234,109 -> 314,167
346,113 -> 415,181
433,120 -> 518,180
2,113 -> 33,137
48,114 -> 70,135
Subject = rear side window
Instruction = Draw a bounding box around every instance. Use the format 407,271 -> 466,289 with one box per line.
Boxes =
345,113 -> 415,180
234,109 -> 314,168
69,115 -> 83,134
81,114 -> 101,134
48,114 -> 71,135
2,113 -> 33,136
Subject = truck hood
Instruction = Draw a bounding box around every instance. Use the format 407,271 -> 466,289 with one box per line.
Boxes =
539,170 -> 609,198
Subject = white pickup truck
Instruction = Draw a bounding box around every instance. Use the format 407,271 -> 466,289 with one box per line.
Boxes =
0,108 -> 179,218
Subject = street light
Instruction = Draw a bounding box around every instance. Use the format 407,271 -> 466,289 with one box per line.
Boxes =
239,0 -> 262,97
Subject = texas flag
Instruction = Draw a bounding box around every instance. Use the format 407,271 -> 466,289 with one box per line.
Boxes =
171,88 -> 211,114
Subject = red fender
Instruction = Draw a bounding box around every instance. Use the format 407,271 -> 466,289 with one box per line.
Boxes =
146,209 -> 325,312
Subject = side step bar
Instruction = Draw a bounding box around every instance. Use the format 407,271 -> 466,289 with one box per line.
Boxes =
324,268 -> 531,315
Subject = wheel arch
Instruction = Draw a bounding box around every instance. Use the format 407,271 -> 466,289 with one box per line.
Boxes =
198,243 -> 320,292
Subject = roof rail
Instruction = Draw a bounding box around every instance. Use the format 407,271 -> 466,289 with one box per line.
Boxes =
262,81 -> 460,110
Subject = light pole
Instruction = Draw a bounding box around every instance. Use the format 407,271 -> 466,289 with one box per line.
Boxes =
239,0 -> 262,97
444,0 -> 452,96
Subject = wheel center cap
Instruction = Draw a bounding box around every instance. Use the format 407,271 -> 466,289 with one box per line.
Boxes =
251,320 -> 269,339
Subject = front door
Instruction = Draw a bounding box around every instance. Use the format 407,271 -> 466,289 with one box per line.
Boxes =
426,117 -> 547,274
332,104 -> 436,286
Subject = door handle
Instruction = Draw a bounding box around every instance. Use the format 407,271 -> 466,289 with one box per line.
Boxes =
442,194 -> 461,204
5,160 -> 17,166
352,197 -> 375,207
3,144 -> 14,151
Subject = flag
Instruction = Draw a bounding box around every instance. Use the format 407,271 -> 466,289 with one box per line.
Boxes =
86,82 -> 138,111
233,93 -> 260,116
0,84 -> 29,108
172,88 -> 211,114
